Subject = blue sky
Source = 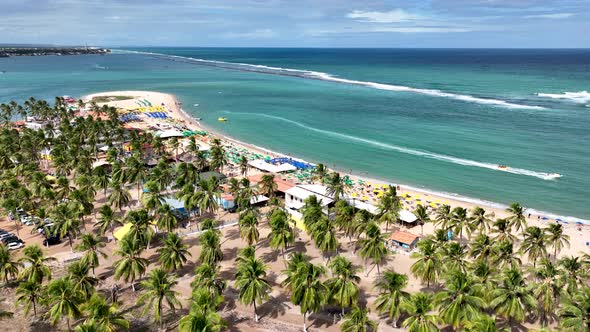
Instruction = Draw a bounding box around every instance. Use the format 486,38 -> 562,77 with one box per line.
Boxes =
1,0 -> 589,47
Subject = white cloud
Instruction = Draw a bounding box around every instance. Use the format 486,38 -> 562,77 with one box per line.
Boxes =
525,13 -> 574,19
347,9 -> 422,23
222,29 -> 276,39
372,26 -> 472,33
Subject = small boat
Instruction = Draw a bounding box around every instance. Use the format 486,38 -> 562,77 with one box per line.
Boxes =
218,117 -> 228,122
498,165 -> 509,170
195,117 -> 202,121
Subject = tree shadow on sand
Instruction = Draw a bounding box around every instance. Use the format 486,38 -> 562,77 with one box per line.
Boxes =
224,228 -> 241,241
258,291 -> 290,319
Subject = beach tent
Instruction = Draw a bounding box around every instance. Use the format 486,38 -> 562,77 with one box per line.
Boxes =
92,160 -> 110,169
399,209 -> 418,223
156,129 -> 184,139
114,223 -> 132,241
248,159 -> 297,173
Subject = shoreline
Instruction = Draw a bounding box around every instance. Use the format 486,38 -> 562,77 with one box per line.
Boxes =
86,90 -> 589,225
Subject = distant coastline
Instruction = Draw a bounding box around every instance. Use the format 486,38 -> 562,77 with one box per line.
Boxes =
0,47 -> 110,57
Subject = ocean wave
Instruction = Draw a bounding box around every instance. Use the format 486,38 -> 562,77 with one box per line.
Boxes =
117,49 -> 545,110
225,111 -> 561,181
537,91 -> 590,104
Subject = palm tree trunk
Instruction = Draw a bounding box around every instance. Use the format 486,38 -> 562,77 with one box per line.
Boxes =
67,317 -> 71,331
253,301 -> 258,322
32,299 -> 37,317
303,312 -> 308,332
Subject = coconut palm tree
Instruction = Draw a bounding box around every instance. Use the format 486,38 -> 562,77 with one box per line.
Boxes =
559,256 -> 586,294
125,208 -> 154,248
138,268 -> 181,327
282,259 -> 328,332
441,241 -> 469,273
81,293 -> 129,332
267,208 -> 295,258
50,202 -> 81,250
113,237 -> 149,292
239,155 -> 249,176
157,232 -> 191,272
235,256 -> 271,322
469,206 -> 493,235
414,204 -> 430,235
179,303 -> 226,332
450,206 -> 469,242
376,186 -> 401,233
434,204 -> 452,231
335,200 -> 357,244
76,233 -> 107,276
125,155 -> 148,202
198,229 -> 223,266
156,203 -> 178,233
95,205 -> 121,237
45,277 -> 84,330
545,222 -> 570,260
410,239 -> 443,288
490,218 -> 516,243
0,243 -> 22,283
520,226 -> 548,267
19,245 -> 55,284
489,268 -> 536,328
325,172 -> 348,201
506,202 -> 527,234
373,269 -> 409,328
326,256 -> 361,315
312,163 -> 328,183
16,280 -> 44,317
311,216 -> 339,260
559,286 -> 590,330
107,180 -> 130,212
340,306 -> 378,332
68,260 -> 98,300
434,270 -> 485,329
259,173 -> 277,199
464,314 -> 508,332
401,292 -> 440,332
239,211 -> 260,246
359,222 -> 388,276
469,233 -> 494,261
491,240 -> 522,269
195,177 -> 220,216
531,258 -> 563,325
191,263 -> 227,297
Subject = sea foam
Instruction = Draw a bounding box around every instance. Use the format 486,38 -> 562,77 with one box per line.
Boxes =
537,91 -> 590,104
118,50 -> 545,110
224,111 -> 561,181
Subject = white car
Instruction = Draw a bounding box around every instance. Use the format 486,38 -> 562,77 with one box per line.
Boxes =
7,242 -> 24,250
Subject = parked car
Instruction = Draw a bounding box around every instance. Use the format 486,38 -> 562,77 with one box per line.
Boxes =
0,233 -> 14,239
1,236 -> 20,244
7,242 -> 24,250
43,236 -> 61,246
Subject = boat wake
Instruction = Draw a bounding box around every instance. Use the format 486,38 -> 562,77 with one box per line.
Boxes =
537,91 -> 590,104
225,111 -> 561,181
118,49 -> 545,110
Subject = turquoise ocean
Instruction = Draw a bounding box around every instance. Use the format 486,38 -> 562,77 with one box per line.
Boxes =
0,48 -> 589,220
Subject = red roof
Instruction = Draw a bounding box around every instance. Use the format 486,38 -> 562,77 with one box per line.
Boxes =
390,231 -> 420,245
247,174 -> 295,193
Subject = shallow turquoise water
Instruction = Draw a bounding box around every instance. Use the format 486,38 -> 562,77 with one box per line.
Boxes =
0,48 -> 588,220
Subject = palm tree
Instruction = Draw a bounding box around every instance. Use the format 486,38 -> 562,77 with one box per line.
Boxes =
195,177 -> 220,216
0,243 -> 22,283
19,245 -> 56,284
469,206 -> 493,235
469,233 -> 494,261
410,239 -> 443,288
464,314 -> 508,332
326,256 -> 361,315
76,233 -> 107,276
107,180 -> 130,212
16,280 -> 44,317
520,226 -> 548,267
401,292 -> 441,332
51,202 -> 81,250
95,205 -> 121,237
125,155 -> 148,202
312,163 -> 328,183
45,277 -> 83,330
414,204 -> 430,235
559,286 -> 590,330
489,268 -> 536,328
179,303 -> 226,332
491,240 -> 522,269
545,222 -> 570,260
434,204 -> 452,231
156,203 -> 178,233
68,260 -> 98,300
268,208 -> 295,259
531,258 -> 563,325
191,263 -> 227,297
239,155 -> 249,176
325,171 -> 348,201
125,208 -> 154,248
198,229 -> 223,266
373,269 -> 409,328
490,218 -> 516,243
81,293 -> 129,332
139,268 -> 181,327
441,241 -> 468,273
340,307 -> 378,332
259,173 -> 277,199
157,232 -> 191,272
559,256 -> 586,294
434,270 -> 485,329
235,256 -> 271,322
359,222 -> 388,275
282,259 -> 328,332
506,202 -> 527,233
239,211 -> 260,246
450,206 -> 469,242
113,237 -> 149,292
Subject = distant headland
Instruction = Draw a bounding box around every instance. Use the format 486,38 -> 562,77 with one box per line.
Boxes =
0,46 -> 110,57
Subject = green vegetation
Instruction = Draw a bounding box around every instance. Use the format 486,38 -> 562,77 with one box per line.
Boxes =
90,96 -> 134,104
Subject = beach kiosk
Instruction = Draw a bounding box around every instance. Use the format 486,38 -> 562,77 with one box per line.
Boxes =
389,230 -> 420,251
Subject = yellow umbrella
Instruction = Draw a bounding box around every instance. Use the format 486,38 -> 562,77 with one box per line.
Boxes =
351,193 -> 358,198
362,196 -> 369,201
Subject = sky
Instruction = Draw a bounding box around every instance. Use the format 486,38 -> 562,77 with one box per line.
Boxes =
1,0 -> 589,48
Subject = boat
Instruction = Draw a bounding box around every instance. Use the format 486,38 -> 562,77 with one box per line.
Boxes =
498,165 -> 509,170
218,117 -> 228,122
195,117 -> 202,121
